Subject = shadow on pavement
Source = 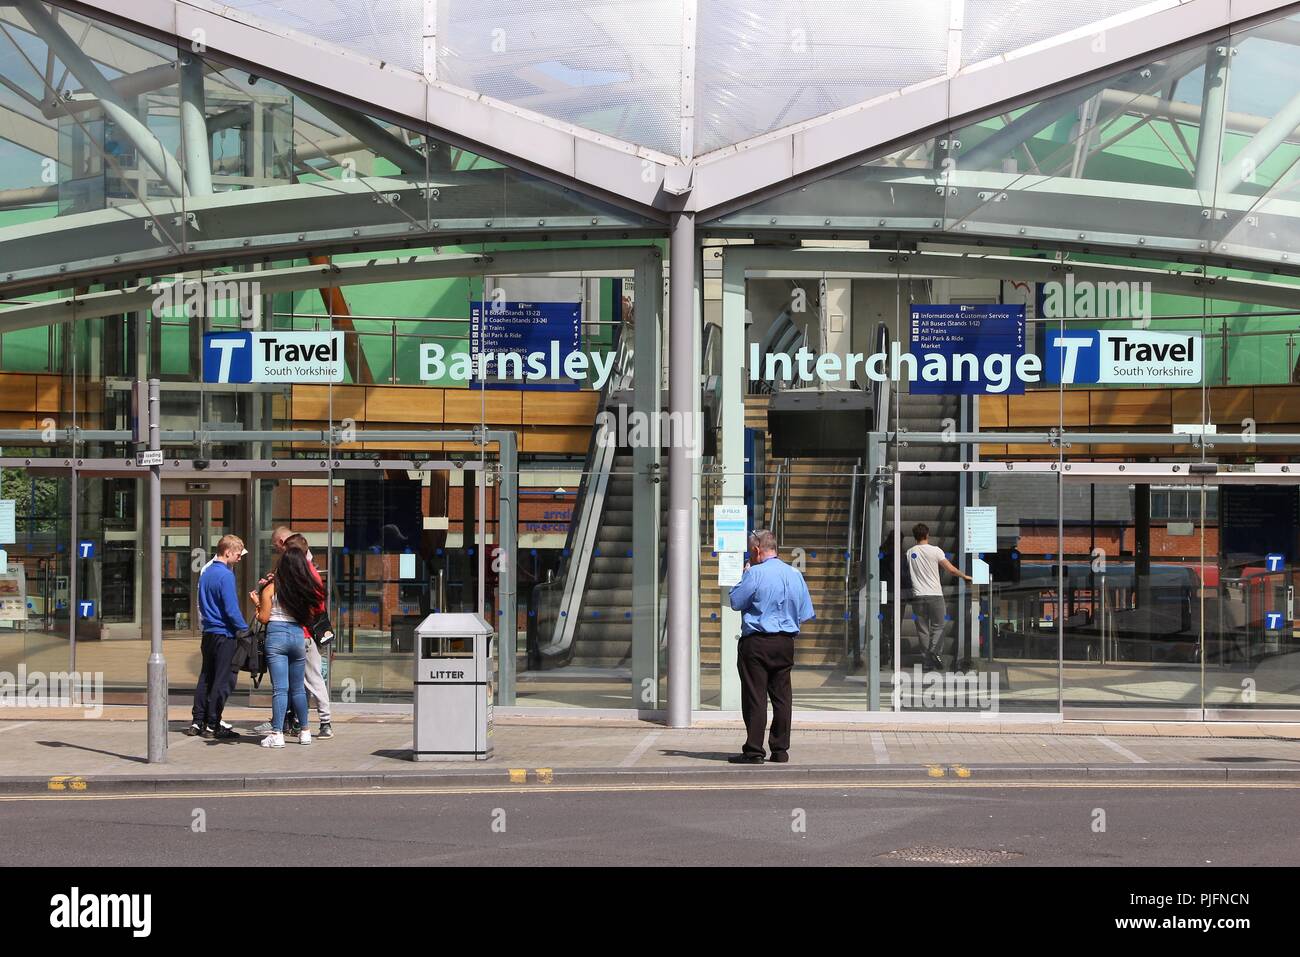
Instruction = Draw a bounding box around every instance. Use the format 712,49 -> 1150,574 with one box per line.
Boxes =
658,749 -> 740,762
36,740 -> 147,764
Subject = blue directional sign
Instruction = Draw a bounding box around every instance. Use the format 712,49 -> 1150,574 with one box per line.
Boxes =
910,304 -> 1026,395
1266,612 -> 1284,631
1266,553 -> 1285,572
77,540 -> 95,560
469,300 -> 581,391
78,600 -> 95,619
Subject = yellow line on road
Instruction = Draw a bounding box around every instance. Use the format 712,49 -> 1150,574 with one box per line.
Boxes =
1,780 -> 1298,802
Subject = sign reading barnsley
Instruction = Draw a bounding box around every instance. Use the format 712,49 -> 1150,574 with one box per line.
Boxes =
1044,330 -> 1201,384
203,332 -> 344,383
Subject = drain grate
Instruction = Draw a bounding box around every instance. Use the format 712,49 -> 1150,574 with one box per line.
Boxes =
878,845 -> 1024,865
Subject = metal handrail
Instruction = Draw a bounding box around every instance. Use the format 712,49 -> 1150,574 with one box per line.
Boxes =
844,459 -> 861,660
768,458 -> 790,545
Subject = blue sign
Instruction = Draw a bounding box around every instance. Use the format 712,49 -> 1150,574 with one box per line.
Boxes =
77,540 -> 94,560
78,600 -> 95,619
910,304 -> 1025,395
469,301 -> 581,391
202,332 -> 344,383
1266,612 -> 1284,631
203,332 -> 253,383
1042,330 -> 1201,385
1267,553 -> 1285,572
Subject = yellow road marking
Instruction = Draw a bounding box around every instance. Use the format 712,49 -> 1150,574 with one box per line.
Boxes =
952,765 -> 972,778
3,780 -> 1297,803
535,768 -> 554,784
508,768 -> 527,784
926,765 -> 945,778
46,776 -> 87,792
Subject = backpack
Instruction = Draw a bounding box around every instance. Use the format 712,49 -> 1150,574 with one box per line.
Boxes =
232,621 -> 268,689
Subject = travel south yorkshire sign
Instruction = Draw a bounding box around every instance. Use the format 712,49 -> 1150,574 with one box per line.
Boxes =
202,332 -> 345,383
1043,330 -> 1201,385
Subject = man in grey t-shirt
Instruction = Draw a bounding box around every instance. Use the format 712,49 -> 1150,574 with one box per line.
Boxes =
906,523 -> 971,670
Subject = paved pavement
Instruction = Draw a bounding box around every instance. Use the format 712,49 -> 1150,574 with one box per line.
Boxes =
0,707 -> 1298,793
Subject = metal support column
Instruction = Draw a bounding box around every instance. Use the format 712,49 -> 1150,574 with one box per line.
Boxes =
1195,43 -> 1230,194
146,379 -> 167,763
689,248 -> 703,714
299,92 -> 427,175
1218,86 -> 1300,194
631,250 -> 663,712
718,249 -> 746,711
68,466 -> 77,673
496,430 -> 518,706
179,53 -> 213,196
865,433 -> 886,711
667,212 -> 695,728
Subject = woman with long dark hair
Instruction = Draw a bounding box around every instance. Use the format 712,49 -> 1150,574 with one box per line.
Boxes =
256,544 -> 325,748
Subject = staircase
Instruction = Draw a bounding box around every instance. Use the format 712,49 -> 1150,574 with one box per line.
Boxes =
887,392 -> 963,664
700,395 -> 857,669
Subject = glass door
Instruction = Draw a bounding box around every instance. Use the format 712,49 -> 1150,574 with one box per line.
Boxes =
1204,478 -> 1300,716
161,491 -> 239,635
1060,468 -> 1207,717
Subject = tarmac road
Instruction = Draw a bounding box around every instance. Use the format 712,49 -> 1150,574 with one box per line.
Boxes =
2,780 -> 1297,867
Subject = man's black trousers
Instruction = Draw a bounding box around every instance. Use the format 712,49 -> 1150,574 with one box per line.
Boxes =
737,632 -> 796,757
192,631 -> 238,728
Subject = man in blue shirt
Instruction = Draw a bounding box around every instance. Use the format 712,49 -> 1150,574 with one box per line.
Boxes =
727,529 -> 814,764
188,534 -> 248,739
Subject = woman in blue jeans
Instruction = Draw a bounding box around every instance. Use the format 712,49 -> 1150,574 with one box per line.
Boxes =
255,545 -> 325,748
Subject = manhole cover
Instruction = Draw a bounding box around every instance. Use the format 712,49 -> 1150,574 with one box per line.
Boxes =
878,845 -> 1024,865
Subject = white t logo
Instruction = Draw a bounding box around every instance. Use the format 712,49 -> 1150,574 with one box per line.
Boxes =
209,337 -> 247,382
1051,336 -> 1092,384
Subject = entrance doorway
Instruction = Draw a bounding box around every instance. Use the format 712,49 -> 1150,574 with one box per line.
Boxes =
161,480 -> 247,636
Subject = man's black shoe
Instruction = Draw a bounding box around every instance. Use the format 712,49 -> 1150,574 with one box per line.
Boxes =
183,722 -> 204,737
211,726 -> 240,741
768,751 -> 789,763
728,753 -> 765,765
201,726 -> 216,738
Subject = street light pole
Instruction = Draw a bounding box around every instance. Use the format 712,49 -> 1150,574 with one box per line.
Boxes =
146,378 -> 167,762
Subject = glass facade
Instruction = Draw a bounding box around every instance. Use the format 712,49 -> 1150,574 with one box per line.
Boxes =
1,1 -> 1299,721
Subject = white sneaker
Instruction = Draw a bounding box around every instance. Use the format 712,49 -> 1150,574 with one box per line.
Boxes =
261,732 -> 285,749
299,729 -> 312,745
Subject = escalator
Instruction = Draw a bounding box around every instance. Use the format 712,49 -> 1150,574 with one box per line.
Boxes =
531,323 -> 718,671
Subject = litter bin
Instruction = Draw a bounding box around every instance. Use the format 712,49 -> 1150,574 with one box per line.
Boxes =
412,612 -> 494,761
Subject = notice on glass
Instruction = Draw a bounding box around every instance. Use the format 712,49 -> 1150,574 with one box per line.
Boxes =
718,551 -> 745,587
0,565 -> 26,621
0,500 -> 13,545
399,552 -> 416,579
970,557 -> 990,586
714,504 -> 748,553
963,506 -> 997,553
